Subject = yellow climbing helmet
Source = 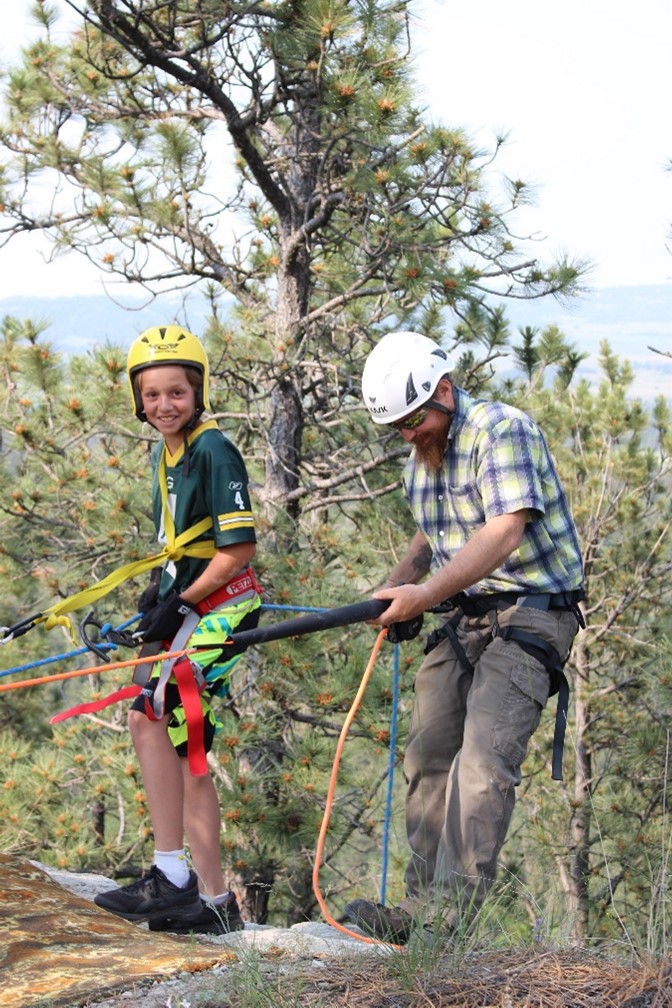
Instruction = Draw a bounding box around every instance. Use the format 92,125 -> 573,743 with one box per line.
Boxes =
126,324 -> 211,422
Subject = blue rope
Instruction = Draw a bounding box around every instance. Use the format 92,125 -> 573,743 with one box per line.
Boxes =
0,616 -> 139,678
0,606 -> 319,678
260,604 -> 330,613
380,642 -> 400,905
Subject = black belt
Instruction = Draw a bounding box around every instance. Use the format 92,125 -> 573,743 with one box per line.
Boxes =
517,590 -> 584,611
448,589 -> 584,621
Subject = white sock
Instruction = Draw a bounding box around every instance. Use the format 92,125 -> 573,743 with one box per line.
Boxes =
154,849 -> 191,888
199,890 -> 231,906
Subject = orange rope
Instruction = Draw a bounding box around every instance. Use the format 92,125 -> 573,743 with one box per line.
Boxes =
311,627 -> 404,951
0,648 -> 195,693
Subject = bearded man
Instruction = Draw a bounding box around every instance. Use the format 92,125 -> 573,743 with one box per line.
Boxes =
344,331 -> 585,943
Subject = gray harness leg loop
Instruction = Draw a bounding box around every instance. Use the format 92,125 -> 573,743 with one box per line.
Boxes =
135,609 -> 203,719
427,598 -> 572,780
492,611 -> 569,781
424,610 -> 474,675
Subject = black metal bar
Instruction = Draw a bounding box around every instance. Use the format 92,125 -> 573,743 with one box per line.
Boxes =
230,598 -> 390,648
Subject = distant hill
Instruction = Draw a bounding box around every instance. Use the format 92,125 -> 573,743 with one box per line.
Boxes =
502,284 -> 672,401
0,292 -> 211,355
0,283 -> 669,401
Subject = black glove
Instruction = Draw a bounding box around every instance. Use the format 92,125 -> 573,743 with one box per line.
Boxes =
135,591 -> 196,642
136,567 -> 162,615
387,613 -> 424,644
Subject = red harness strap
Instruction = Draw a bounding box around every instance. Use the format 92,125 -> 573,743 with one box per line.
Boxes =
50,569 -> 261,775
50,684 -> 142,722
166,656 -> 208,777
50,663 -> 207,776
195,567 -> 263,614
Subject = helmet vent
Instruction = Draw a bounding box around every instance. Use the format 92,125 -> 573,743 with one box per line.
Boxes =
405,374 -> 418,406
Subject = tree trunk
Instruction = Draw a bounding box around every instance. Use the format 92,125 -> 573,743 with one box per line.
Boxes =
285,865 -> 318,926
260,225 -> 311,529
241,862 -> 275,925
91,798 -> 105,847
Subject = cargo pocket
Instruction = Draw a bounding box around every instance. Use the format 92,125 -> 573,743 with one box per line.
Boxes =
492,660 -> 550,765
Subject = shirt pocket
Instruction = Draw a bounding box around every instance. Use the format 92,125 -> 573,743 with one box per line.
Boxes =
446,478 -> 484,528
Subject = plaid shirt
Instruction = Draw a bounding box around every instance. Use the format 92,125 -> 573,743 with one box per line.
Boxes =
403,387 -> 584,595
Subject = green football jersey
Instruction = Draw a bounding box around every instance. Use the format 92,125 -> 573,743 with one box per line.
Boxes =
151,421 -> 256,596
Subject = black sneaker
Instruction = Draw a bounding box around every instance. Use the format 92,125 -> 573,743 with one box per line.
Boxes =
343,899 -> 413,943
94,865 -> 202,923
149,892 -> 245,935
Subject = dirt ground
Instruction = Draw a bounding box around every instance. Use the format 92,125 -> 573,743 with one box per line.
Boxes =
83,947 -> 672,1008
3,855 -> 671,1008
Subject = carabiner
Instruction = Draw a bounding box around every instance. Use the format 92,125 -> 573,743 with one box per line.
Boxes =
79,611 -> 112,662
0,611 -> 44,646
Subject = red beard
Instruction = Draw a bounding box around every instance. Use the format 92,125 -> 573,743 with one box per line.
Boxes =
413,413 -> 451,471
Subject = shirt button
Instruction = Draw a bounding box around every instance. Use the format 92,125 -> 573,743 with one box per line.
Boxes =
438,530 -> 444,537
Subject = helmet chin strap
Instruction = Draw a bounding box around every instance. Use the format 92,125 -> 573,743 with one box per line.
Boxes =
144,408 -> 202,476
427,399 -> 454,418
181,408 -> 204,477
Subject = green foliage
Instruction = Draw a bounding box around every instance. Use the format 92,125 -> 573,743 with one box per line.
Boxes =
0,1 -> 587,408
1,0 -> 668,946
0,318 -> 157,874
0,317 -> 153,605
492,331 -> 672,945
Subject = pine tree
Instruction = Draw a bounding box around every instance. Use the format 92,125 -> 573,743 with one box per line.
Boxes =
495,336 -> 672,944
0,1 -> 594,924
0,0 -> 586,527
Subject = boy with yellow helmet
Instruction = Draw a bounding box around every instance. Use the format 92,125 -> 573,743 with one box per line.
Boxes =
94,325 -> 261,935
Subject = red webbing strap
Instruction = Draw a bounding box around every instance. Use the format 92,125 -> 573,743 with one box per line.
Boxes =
170,656 -> 208,777
51,666 -> 207,776
50,684 -> 142,723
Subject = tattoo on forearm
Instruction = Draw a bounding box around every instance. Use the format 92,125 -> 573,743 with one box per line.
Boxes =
412,543 -> 433,577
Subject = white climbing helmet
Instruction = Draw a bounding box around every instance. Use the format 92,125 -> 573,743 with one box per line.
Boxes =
361,332 -> 454,425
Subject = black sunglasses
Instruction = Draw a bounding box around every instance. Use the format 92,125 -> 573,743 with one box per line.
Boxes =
389,406 -> 432,431
388,399 -> 453,432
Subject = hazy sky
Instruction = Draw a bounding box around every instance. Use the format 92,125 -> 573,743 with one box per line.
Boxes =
413,0 -> 672,290
1,0 -> 671,297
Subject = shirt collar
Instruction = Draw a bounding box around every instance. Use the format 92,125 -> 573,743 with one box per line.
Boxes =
447,385 -> 470,443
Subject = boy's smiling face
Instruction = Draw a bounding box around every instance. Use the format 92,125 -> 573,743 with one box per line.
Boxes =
138,364 -> 197,451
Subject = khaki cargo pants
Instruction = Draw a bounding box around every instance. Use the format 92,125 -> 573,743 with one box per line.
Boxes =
398,601 -> 580,922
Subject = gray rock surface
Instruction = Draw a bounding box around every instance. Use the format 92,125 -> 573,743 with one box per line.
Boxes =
33,860 -> 382,956
31,861 -> 390,1005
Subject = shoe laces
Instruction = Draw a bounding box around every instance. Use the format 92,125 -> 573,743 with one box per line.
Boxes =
120,865 -> 161,895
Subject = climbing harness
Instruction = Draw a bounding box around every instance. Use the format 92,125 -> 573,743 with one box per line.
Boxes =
50,570 -> 263,778
424,590 -> 585,781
